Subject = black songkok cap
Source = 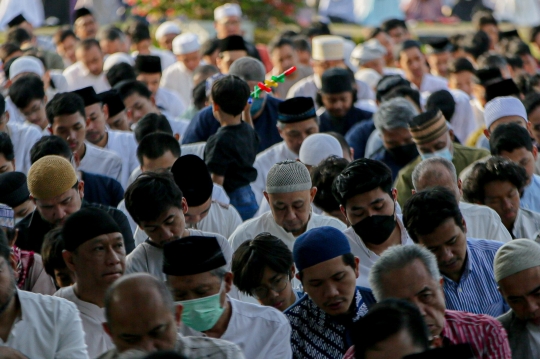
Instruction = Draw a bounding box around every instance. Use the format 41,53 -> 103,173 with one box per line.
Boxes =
74,7 -> 93,22
219,35 -> 247,52
475,67 -> 503,86
499,29 -> 521,42
7,14 -> 26,28
321,68 -> 353,94
163,236 -> 226,276
424,38 -> 451,55
72,86 -> 101,107
99,90 -> 125,117
171,155 -> 213,207
485,79 -> 520,102
62,207 -> 122,251
134,55 -> 162,74
0,172 -> 29,208
278,97 -> 316,123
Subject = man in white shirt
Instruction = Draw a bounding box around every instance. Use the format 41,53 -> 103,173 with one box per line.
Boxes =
332,159 -> 414,288
55,207 -> 125,358
0,229 -> 89,358
64,39 -> 111,92
46,92 -> 123,181
73,7 -> 99,40
124,171 -> 233,281
155,21 -> 181,52
9,74 -> 50,135
161,33 -> 201,108
127,21 -> 176,71
164,235 -> 292,359
230,160 -> 346,252
251,97 -> 319,205
412,157 -> 512,242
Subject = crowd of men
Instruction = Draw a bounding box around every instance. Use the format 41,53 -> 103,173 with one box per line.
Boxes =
1,3 -> 540,359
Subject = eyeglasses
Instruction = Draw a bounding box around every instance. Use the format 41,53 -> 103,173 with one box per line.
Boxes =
251,275 -> 290,300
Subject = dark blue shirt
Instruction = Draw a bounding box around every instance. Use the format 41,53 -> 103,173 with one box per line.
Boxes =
82,171 -> 124,207
344,119 -> 375,159
319,106 -> 373,135
181,96 -> 283,153
372,149 -> 404,181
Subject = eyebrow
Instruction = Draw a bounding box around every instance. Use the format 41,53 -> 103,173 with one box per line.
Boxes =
351,198 -> 384,210
415,286 -> 431,296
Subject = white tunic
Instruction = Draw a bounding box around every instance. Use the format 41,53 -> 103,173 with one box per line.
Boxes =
7,122 -> 42,174
63,62 -> 111,92
229,211 -> 347,252
104,130 -> 139,189
2,290 -> 89,359
251,142 -> 297,206
181,142 -> 206,159
132,48 -> 176,73
513,208 -> 540,241
161,61 -> 194,109
156,87 -> 186,119
459,202 -> 512,242
54,286 -> 113,359
5,97 -> 25,125
125,229 -> 233,281
449,89 -> 478,144
79,142 -> 123,182
418,73 -> 448,95
179,296 -> 292,359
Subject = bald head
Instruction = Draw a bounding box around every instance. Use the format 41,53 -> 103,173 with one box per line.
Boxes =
412,158 -> 461,200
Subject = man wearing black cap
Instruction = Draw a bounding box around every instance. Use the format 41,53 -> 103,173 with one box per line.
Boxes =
56,207 -> 125,358
6,13 -> 56,53
216,35 -> 248,74
164,236 -> 292,358
73,7 -> 98,40
0,172 -> 34,223
127,21 -> 176,71
99,89 -> 130,131
318,68 -> 373,135
425,38 -> 452,78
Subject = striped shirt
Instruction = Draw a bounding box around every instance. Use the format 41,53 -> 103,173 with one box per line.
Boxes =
442,310 -> 511,359
443,238 -> 509,317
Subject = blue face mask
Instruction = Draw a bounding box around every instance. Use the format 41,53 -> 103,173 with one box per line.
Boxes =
421,147 -> 453,162
250,97 -> 264,116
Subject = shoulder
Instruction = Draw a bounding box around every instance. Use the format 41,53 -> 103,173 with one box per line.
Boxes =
193,106 -> 215,122
311,213 -> 347,230
467,237 -> 503,254
19,290 -> 79,316
497,310 -> 514,327
86,143 -> 122,162
230,298 -> 289,326
53,285 -> 74,299
445,309 -> 505,331
351,106 -> 374,118
63,62 -> 82,75
229,213 -> 272,242
396,157 -> 422,178
284,293 -> 311,317
454,143 -> 490,159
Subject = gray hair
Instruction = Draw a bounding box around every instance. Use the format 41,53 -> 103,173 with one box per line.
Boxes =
210,265 -> 229,280
411,157 -> 457,190
369,245 -> 440,301
229,57 -> 266,82
373,97 -> 419,132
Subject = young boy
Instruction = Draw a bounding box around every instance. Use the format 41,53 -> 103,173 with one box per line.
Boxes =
205,75 -> 259,220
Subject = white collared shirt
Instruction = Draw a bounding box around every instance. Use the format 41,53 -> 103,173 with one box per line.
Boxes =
156,87 -> 186,119
418,73 -> 448,95
54,286 -> 113,359
6,121 -> 43,174
104,130 -> 138,188
2,290 -> 89,359
161,61 -> 194,107
79,142 -> 123,182
513,208 -> 540,241
63,62 -> 111,92
459,202 -> 512,242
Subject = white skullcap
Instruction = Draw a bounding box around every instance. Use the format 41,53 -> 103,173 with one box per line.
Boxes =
484,96 -> 528,130
155,21 -> 181,41
266,160 -> 312,194
214,3 -> 242,21
355,68 -> 382,90
103,52 -> 135,72
172,33 -> 200,55
351,39 -> 387,66
299,133 -> 342,166
494,239 -> 540,282
9,56 -> 44,80
312,35 -> 344,62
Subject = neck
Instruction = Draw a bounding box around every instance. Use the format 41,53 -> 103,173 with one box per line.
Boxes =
95,131 -> 108,148
78,143 -> 87,160
73,282 -> 107,308
445,252 -> 468,283
365,224 -> 401,255
218,114 -> 242,127
0,292 -> 19,342
410,73 -> 424,89
202,300 -> 231,338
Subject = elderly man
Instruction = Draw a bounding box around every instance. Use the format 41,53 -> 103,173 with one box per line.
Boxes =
155,21 -> 181,52
99,273 -> 244,359
332,159 -> 414,288
285,226 -> 375,359
165,236 -> 292,358
395,109 -> 489,206
229,160 -> 346,251
483,96 -> 531,141
350,38 -> 386,83
0,172 -> 34,222
495,239 -> 540,358
412,157 -> 512,242
369,245 -> 512,358
63,39 -> 110,92
55,207 -> 125,358
74,7 -> 99,40
403,187 -> 508,317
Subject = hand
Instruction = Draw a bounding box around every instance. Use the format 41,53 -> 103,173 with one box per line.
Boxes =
0,347 -> 29,359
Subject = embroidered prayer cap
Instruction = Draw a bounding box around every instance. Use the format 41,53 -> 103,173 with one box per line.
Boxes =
475,68 -> 503,87
424,37 -> 451,55
74,7 -> 93,22
484,79 -> 520,103
171,155 -> 213,207
321,67 -> 353,94
266,160 -> 312,194
155,21 -> 181,41
62,207 -> 121,252
172,33 -> 200,55
494,239 -> 540,282
350,39 -> 386,66
99,90 -> 125,117
214,3 -> 242,21
0,172 -> 29,209
27,155 -> 78,200
409,109 -> 449,145
484,96 -> 527,130
277,97 -> 316,124
103,52 -> 135,72
312,35 -> 344,62
0,204 -> 14,229
293,226 -> 351,272
9,56 -> 44,80
7,14 -> 26,28
163,236 -> 226,276
219,35 -> 247,52
72,86 -> 101,107
134,55 -> 162,74
299,134 -> 342,166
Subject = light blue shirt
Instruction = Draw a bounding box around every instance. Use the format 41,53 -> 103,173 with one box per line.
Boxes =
521,174 -> 540,214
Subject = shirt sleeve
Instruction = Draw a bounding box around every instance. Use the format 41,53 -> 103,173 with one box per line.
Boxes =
482,318 -> 512,359
55,301 -> 90,359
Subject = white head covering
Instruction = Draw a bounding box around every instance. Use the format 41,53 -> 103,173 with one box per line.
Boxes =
266,160 -> 312,194
103,52 -> 135,72
214,3 -> 242,21
351,39 -> 387,66
484,96 -> 528,130
299,134 -> 342,166
9,56 -> 44,80
155,21 -> 181,41
494,239 -> 540,282
355,68 -> 382,90
312,35 -> 344,62
172,33 -> 200,55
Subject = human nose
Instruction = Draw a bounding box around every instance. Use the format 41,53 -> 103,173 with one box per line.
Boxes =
439,246 -> 454,262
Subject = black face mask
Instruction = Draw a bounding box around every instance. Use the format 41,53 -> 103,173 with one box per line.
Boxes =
352,206 -> 397,245
387,143 -> 419,166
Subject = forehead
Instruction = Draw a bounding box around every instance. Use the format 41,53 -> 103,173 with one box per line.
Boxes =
36,187 -> 77,205
382,260 -> 436,298
53,112 -> 85,126
282,118 -> 318,131
167,271 -> 219,290
491,116 -> 527,131
401,47 -> 422,59
484,180 -> 517,196
302,255 -> 348,280
417,217 -> 459,243
77,232 -> 124,251
499,266 -> 540,294
346,187 -> 390,207
124,93 -> 150,106
85,103 -> 103,115
268,190 -> 311,203
222,50 -> 247,61
140,206 -> 181,225
322,91 -> 352,98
